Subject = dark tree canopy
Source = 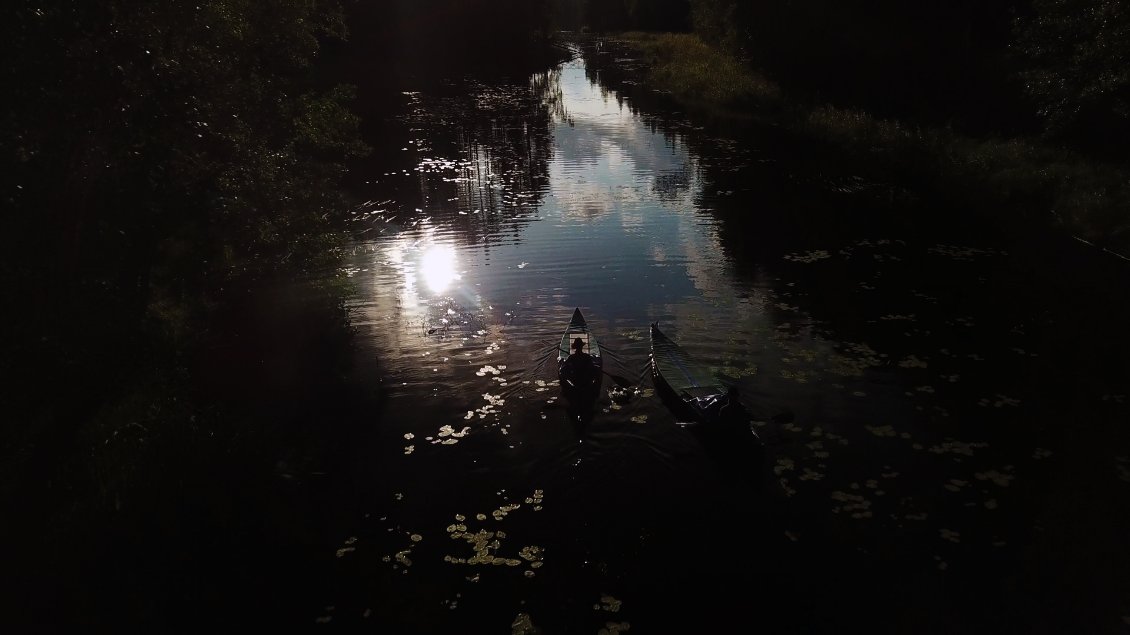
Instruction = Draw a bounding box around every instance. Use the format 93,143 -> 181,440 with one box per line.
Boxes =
547,0 -> 690,33
1014,0 -> 1130,154
1,0 -> 367,416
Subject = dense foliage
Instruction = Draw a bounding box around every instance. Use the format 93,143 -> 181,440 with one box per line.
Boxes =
5,0 -> 364,311
1,0 -> 366,619
2,0 -> 366,385
1014,0 -> 1130,155
0,2 -> 371,630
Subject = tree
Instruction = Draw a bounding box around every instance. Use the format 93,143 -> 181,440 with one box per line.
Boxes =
627,0 -> 691,31
1014,0 -> 1130,154
0,0 -> 367,424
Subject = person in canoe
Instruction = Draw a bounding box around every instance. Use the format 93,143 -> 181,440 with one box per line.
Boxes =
569,337 -> 592,365
562,337 -> 598,392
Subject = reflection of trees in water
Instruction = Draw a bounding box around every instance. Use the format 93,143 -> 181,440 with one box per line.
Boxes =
384,74 -> 558,250
653,168 -> 693,201
584,60 -> 644,109
533,68 -> 571,126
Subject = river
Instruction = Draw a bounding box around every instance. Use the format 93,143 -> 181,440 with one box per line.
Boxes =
309,38 -> 1130,634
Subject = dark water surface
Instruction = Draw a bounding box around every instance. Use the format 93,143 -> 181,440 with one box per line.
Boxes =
314,41 -> 1130,634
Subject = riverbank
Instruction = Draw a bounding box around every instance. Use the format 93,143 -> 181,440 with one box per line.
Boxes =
613,31 -> 1130,260
3,274 -> 375,630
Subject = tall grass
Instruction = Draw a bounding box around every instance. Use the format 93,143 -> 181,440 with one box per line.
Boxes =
619,32 -> 781,109
803,104 -> 1130,251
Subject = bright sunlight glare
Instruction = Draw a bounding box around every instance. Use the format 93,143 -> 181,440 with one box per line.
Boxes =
420,244 -> 460,293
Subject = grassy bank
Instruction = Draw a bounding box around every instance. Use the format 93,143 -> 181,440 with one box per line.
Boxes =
617,32 -> 1130,258
618,32 -> 782,110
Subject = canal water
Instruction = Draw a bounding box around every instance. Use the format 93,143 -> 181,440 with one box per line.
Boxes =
313,40 -> 1130,633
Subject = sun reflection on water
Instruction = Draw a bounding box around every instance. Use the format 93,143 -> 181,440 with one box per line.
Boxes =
420,244 -> 460,293
377,237 -> 464,315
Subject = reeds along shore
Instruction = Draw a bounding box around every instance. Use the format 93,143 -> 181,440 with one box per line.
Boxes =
612,31 -> 1130,260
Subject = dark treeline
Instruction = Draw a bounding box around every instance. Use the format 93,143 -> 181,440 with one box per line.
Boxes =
341,0 -> 557,72
557,0 -> 1129,158
552,0 -> 691,32
2,0 -> 372,628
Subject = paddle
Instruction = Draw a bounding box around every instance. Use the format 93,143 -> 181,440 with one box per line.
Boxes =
592,343 -> 644,390
601,368 -> 635,389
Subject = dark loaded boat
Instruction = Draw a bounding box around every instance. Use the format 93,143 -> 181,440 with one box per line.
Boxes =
558,308 -> 603,401
649,322 -> 761,439
650,321 -> 765,486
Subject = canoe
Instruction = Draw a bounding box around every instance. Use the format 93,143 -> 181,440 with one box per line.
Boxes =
649,321 -> 750,427
650,321 -> 765,484
558,308 -> 603,397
